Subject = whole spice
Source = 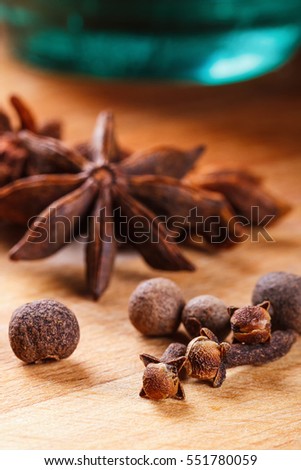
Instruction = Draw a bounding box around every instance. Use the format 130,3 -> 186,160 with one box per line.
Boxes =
225,330 -> 297,368
0,112 -> 210,300
185,328 -> 230,387
229,302 -> 271,344
0,134 -> 28,187
0,95 -> 291,300
252,272 -> 301,333
0,95 -> 62,186
127,174 -> 241,249
139,342 -> 186,400
193,166 -> 291,225
182,295 -> 230,340
9,299 -> 80,363
129,278 -> 185,336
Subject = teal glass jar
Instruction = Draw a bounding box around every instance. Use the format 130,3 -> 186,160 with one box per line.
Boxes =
1,1 -> 301,85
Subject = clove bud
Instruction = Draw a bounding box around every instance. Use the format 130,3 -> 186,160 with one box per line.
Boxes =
229,302 -> 271,344
185,328 -> 230,388
139,342 -> 186,400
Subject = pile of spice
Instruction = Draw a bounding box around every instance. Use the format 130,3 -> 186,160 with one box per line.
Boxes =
131,272 -> 300,400
0,95 -> 290,300
6,271 -> 299,405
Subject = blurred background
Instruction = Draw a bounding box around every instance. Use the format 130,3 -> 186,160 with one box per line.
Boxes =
1,0 -> 300,85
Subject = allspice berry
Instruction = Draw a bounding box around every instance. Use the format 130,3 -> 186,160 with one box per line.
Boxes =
129,278 -> 185,336
182,295 -> 230,340
9,299 -> 80,363
252,271 -> 301,333
229,302 -> 271,344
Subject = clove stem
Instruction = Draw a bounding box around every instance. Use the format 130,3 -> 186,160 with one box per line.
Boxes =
225,330 -> 297,368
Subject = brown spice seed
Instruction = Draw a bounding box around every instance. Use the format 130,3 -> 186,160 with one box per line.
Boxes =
129,278 -> 185,336
182,295 -> 230,340
229,302 -> 271,344
252,272 -> 301,333
140,342 -> 186,400
185,328 -> 230,387
9,299 -> 80,363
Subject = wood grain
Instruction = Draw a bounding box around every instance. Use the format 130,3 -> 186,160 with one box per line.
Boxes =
0,42 -> 301,450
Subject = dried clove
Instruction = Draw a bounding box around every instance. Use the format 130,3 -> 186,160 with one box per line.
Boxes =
252,272 -> 301,333
182,295 -> 230,340
9,299 -> 80,363
139,342 -> 186,400
129,278 -> 185,336
229,302 -> 271,344
185,328 -> 230,387
225,330 -> 297,368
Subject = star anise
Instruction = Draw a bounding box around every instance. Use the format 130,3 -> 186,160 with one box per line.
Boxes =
1,112 -> 225,299
0,95 -> 62,186
189,166 -> 291,226
0,98 -> 291,300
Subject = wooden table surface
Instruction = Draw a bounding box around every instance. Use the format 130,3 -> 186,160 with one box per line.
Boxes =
0,42 -> 301,450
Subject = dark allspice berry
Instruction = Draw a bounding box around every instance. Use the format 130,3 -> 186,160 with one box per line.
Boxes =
9,299 -> 80,363
252,271 -> 301,333
229,301 -> 271,344
139,342 -> 187,400
182,295 -> 230,340
129,278 -> 185,336
185,328 -> 230,387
